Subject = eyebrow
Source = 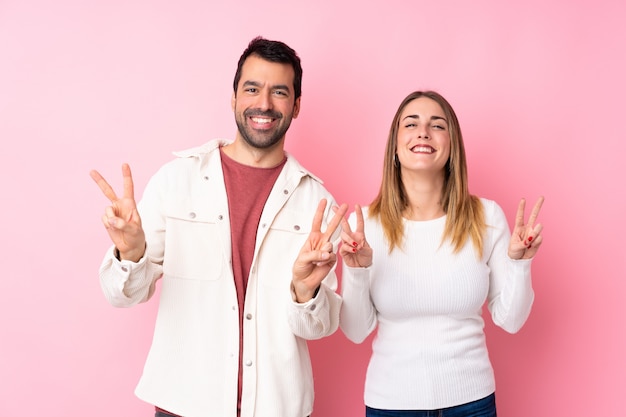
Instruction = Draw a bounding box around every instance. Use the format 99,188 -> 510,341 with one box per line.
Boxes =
242,80 -> 291,92
402,114 -> 448,123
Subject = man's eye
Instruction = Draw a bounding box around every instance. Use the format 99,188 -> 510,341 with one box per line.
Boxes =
245,88 -> 258,93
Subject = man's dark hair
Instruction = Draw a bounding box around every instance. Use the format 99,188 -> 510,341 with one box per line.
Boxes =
233,36 -> 303,100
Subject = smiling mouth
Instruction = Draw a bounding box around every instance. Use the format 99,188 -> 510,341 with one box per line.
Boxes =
250,116 -> 274,124
411,145 -> 435,154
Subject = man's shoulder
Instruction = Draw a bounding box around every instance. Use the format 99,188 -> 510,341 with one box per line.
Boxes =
284,153 -> 324,185
172,139 -> 232,159
150,139 -> 230,182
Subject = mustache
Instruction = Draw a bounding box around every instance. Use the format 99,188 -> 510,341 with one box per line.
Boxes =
244,109 -> 282,119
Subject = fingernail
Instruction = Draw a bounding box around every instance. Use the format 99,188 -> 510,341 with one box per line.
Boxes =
352,242 -> 358,247
528,236 -> 533,242
352,248 -> 357,253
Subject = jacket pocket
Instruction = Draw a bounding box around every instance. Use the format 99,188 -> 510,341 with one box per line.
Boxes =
162,213 -> 225,280
257,209 -> 311,289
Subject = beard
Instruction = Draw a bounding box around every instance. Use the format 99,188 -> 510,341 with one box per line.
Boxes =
235,108 -> 293,149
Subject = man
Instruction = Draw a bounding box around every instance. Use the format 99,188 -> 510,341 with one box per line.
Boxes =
90,37 -> 347,417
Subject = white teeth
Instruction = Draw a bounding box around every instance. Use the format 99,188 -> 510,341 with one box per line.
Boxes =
252,117 -> 272,124
413,146 -> 433,153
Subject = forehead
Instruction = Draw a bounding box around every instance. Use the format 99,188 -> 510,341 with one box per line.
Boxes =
401,96 -> 445,117
237,55 -> 295,91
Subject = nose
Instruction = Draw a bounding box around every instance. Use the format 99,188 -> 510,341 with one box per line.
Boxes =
256,90 -> 273,111
417,125 -> 430,140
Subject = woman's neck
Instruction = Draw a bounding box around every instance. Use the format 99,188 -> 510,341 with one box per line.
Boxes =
401,171 -> 446,221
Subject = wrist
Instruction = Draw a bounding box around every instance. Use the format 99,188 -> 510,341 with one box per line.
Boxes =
116,243 -> 146,262
290,282 -> 320,303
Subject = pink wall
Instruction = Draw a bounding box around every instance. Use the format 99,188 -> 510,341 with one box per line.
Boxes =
1,0 -> 624,415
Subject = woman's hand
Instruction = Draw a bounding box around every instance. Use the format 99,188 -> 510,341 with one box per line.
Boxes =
338,204 -> 373,268
508,196 -> 544,260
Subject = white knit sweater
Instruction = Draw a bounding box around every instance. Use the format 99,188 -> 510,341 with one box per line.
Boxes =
340,198 -> 534,410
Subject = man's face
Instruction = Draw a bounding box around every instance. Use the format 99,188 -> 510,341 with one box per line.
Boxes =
232,55 -> 301,150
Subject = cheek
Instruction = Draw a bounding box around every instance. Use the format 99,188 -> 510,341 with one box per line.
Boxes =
440,135 -> 451,154
396,131 -> 410,147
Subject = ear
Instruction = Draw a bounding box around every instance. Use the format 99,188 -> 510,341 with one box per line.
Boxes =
292,97 -> 301,119
231,92 -> 236,112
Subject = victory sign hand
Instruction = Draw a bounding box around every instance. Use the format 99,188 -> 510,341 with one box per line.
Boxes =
338,204 -> 372,268
291,199 -> 348,303
90,163 -> 146,262
508,196 -> 544,260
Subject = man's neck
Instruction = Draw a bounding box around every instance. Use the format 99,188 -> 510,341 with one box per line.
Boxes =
221,138 -> 286,168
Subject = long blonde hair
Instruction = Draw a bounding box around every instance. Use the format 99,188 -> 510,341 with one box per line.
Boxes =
369,91 -> 485,256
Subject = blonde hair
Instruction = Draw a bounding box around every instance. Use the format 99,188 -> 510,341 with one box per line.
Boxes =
369,91 -> 485,256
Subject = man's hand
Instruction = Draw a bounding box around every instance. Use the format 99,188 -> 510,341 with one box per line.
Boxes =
90,163 -> 146,262
291,199 -> 348,303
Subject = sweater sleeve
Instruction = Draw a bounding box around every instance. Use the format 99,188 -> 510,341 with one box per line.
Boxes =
339,265 -> 378,343
485,200 -> 535,333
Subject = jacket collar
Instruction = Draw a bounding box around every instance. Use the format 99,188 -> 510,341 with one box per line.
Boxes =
172,139 -> 324,184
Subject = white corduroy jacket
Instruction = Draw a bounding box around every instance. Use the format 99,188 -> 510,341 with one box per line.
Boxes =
99,139 -> 341,417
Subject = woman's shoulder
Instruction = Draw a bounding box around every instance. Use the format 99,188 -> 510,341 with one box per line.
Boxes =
476,196 -> 508,226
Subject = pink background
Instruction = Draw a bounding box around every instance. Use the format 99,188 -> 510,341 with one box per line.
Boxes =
1,0 -> 624,415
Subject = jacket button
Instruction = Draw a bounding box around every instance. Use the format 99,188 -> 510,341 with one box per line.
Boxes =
189,212 -> 196,219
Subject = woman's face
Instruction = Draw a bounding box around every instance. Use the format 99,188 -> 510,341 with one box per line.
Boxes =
396,96 -> 451,175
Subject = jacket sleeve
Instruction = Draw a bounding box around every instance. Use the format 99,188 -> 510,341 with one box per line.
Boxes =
287,276 -> 342,340
286,197 -> 343,340
98,167 -> 167,308
485,200 -> 535,333
98,246 -> 162,307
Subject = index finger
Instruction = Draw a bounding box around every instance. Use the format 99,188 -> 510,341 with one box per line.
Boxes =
89,169 -> 119,203
514,198 -> 527,228
527,196 -> 544,226
338,210 -> 353,235
320,203 -> 348,246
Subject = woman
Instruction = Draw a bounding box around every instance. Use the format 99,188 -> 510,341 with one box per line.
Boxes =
339,90 -> 544,416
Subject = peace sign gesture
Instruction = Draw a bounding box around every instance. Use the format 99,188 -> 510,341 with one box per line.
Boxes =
291,199 -> 348,302
508,196 -> 545,260
90,163 -> 146,262
338,205 -> 373,268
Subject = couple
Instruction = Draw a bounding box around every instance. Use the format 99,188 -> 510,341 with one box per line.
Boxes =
91,37 -> 544,417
